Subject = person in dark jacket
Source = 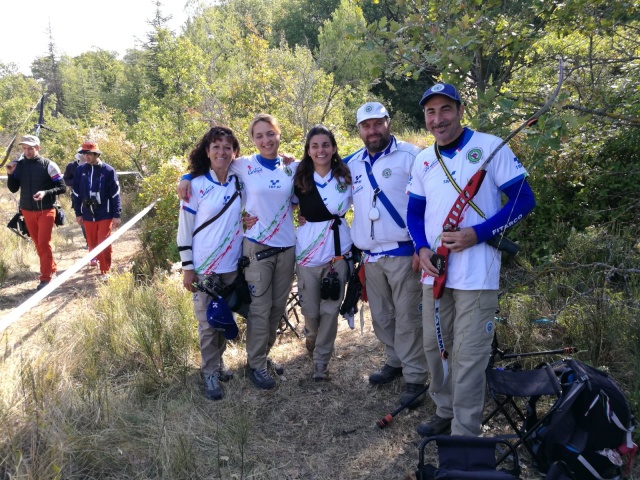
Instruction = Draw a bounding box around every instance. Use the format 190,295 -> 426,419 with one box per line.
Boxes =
64,148 -> 90,252
63,150 -> 86,187
5,135 -> 66,291
72,141 -> 121,279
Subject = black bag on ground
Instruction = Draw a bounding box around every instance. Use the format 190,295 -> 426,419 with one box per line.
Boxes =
526,359 -> 637,480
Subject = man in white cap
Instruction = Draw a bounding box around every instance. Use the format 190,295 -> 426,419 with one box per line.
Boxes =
6,135 -> 66,290
344,102 -> 428,408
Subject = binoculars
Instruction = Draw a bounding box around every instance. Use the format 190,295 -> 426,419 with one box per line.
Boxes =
321,271 -> 341,301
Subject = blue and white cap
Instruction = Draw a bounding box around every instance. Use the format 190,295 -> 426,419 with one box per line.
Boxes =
356,102 -> 389,125
206,297 -> 239,340
419,83 -> 462,107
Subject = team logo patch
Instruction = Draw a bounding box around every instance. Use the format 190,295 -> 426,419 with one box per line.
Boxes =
365,105 -> 373,113
467,148 -> 483,164
431,84 -> 445,92
382,168 -> 392,178
336,182 -> 348,193
284,166 -> 293,176
485,320 -> 494,334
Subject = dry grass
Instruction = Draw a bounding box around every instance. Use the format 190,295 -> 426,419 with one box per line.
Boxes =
0,266 -> 561,480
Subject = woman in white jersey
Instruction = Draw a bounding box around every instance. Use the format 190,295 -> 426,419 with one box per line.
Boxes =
177,127 -> 244,401
293,125 -> 352,381
179,114 -> 298,390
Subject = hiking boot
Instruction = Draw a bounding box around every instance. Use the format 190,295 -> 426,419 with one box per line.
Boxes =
369,364 -> 403,385
248,367 -> 276,390
204,373 -> 224,400
36,281 -> 49,291
218,360 -> 234,382
400,383 -> 427,409
417,414 -> 452,437
267,357 -> 284,376
313,363 -> 329,382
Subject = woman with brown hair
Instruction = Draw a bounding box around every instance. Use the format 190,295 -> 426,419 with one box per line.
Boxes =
177,126 -> 243,400
293,125 -> 352,381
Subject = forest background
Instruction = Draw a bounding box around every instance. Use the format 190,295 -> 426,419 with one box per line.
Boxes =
1,0 -> 639,478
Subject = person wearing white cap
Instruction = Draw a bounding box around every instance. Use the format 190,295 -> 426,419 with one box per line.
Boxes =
344,102 -> 428,408
407,83 -> 535,437
5,135 -> 66,291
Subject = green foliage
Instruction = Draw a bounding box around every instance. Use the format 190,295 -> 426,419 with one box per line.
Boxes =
135,162 -> 183,275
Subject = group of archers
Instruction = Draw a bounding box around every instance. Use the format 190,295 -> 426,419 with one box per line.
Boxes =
4,82 -> 535,439
5,138 -> 121,287
175,82 -> 536,440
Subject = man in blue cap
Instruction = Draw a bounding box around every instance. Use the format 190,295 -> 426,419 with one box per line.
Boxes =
406,83 -> 536,437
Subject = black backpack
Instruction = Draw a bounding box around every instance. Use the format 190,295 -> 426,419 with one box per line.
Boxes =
527,359 -> 637,479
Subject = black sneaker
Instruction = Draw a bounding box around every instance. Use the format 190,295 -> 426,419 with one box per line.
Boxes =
204,373 -> 224,400
400,383 -> 427,409
36,281 -> 49,291
416,414 -> 452,437
313,363 -> 329,382
369,364 -> 403,384
219,360 -> 234,382
248,367 -> 276,390
267,357 -> 284,376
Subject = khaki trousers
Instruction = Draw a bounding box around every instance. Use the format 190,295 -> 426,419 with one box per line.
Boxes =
243,239 -> 295,370
193,271 -> 236,375
296,259 -> 349,364
422,286 -> 497,436
364,256 -> 428,384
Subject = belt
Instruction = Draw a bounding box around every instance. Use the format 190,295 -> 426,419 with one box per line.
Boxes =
254,245 -> 293,261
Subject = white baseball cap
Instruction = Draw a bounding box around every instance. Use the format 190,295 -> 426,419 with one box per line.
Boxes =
356,102 -> 389,125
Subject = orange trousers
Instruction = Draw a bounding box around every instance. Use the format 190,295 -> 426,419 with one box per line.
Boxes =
84,219 -> 114,274
21,208 -> 57,282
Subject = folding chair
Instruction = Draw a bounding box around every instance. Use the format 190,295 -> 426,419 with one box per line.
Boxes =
277,282 -> 301,338
482,361 -> 563,464
416,435 -> 521,479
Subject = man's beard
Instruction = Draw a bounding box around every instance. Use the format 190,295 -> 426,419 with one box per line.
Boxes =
364,133 -> 390,154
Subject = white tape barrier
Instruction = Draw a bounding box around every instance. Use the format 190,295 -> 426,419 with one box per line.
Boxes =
0,198 -> 159,333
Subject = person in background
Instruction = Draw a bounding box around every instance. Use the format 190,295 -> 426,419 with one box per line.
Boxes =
293,125 -> 352,381
6,135 -> 66,291
177,126 -> 244,401
71,141 -> 121,280
344,102 -> 429,408
64,147 -> 90,254
178,114 -> 298,390
406,83 -> 535,437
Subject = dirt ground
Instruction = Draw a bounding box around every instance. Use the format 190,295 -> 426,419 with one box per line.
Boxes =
0,218 -> 545,479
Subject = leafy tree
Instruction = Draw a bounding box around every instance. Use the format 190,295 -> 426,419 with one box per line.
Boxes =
315,0 -> 384,124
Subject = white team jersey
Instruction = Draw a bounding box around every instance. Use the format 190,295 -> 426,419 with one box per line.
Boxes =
348,137 -> 420,260
407,129 -> 528,290
177,171 -> 243,274
295,172 -> 353,267
230,155 -> 298,247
